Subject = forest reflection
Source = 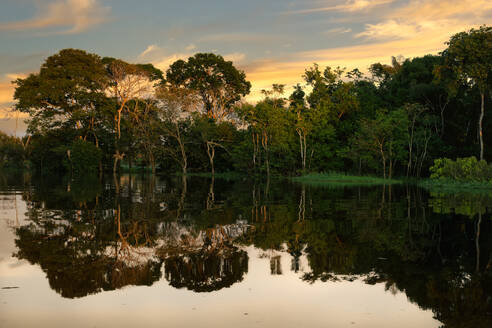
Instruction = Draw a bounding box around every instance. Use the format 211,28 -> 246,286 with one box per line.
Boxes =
2,172 -> 492,327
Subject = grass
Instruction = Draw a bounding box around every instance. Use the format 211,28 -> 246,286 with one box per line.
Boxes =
291,172 -> 402,187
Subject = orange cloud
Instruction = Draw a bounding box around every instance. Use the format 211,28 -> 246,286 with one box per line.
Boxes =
0,81 -> 14,105
244,0 -> 492,101
357,0 -> 492,40
242,26 -> 471,101
0,78 -> 27,136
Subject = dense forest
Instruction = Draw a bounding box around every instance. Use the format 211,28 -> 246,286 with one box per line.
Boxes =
1,25 -> 491,180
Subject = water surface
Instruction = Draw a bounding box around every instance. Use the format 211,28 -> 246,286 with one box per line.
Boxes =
1,173 -> 491,327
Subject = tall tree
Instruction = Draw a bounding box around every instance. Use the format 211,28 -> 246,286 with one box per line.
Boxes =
442,25 -> 492,160
166,53 -> 251,121
102,58 -> 162,174
354,109 -> 409,179
14,49 -> 109,139
156,85 -> 201,175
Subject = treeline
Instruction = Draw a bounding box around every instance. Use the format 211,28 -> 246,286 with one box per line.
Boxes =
4,25 -> 491,178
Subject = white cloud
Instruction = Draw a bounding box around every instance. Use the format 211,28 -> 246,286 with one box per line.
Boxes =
224,52 -> 246,64
325,27 -> 352,34
139,44 -> 161,59
153,53 -> 193,72
283,0 -> 394,15
0,0 -> 110,34
136,44 -> 193,72
355,20 -> 420,40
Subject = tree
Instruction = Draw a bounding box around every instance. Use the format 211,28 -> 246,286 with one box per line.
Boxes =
166,53 -> 251,121
236,99 -> 294,176
193,115 -> 234,176
442,25 -> 492,160
103,58 -> 163,174
289,85 -> 310,171
156,85 -> 202,175
369,56 -> 404,85
13,49 -> 111,174
354,109 -> 409,178
127,99 -> 161,174
14,49 -> 109,140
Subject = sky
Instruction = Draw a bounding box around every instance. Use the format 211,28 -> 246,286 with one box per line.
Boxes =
0,0 -> 491,135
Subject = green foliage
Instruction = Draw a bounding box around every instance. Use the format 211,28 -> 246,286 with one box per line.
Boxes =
429,156 -> 492,183
443,25 -> 492,94
0,132 -> 24,169
166,53 -> 251,120
350,108 -> 409,178
14,49 -> 109,136
67,139 -> 102,175
9,26 -> 492,178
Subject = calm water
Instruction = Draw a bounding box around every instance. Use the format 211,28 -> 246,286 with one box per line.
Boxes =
0,173 -> 491,328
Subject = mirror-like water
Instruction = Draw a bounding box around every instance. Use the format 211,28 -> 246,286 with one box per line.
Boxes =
1,173 -> 491,328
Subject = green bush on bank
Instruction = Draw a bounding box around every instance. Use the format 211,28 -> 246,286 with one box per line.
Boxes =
429,157 -> 492,183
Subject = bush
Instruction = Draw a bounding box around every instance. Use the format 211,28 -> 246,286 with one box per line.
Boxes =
429,157 -> 492,183
67,139 -> 102,175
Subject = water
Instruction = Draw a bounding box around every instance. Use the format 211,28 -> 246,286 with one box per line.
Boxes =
0,173 -> 491,327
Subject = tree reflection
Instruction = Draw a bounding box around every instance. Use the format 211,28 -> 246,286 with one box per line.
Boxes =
8,176 -> 492,326
12,175 -> 250,298
164,249 -> 248,292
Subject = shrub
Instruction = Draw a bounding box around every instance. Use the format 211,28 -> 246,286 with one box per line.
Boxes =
67,139 -> 102,175
429,157 -> 492,182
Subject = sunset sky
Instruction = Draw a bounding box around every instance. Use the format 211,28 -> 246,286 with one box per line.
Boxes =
1,0 -> 491,134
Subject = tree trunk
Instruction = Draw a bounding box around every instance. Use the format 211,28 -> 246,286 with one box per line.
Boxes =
252,133 -> 256,169
479,92 -> 485,160
298,130 -> 303,171
407,116 -> 416,177
418,132 -> 431,177
262,131 -> 270,177
176,123 -> 187,176
257,133 -> 261,171
206,142 -> 215,176
380,142 -> 386,179
303,134 -> 307,172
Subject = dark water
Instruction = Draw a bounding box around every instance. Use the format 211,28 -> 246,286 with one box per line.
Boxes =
0,173 -> 491,328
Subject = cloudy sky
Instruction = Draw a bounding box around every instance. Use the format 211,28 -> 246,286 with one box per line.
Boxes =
1,0 -> 491,134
